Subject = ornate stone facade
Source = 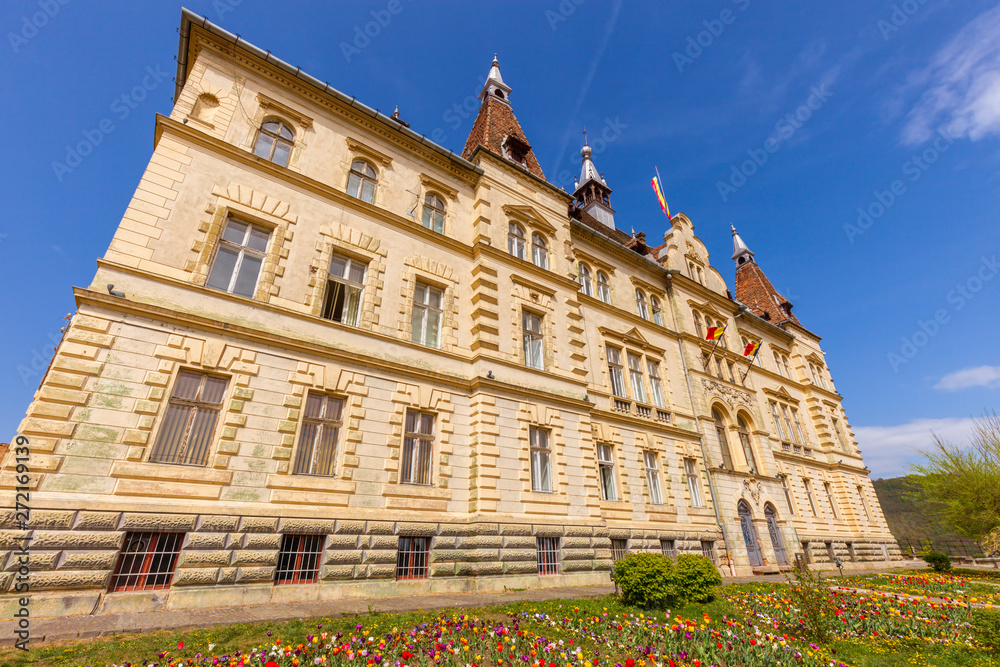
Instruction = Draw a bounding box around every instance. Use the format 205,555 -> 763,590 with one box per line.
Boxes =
0,10 -> 900,618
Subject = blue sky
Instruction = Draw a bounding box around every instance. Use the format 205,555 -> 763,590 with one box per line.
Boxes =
2,0 -> 998,478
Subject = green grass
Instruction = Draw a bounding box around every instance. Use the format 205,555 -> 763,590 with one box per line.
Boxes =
2,587 -> 998,667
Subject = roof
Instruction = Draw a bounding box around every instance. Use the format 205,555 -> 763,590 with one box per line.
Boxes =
462,95 -> 545,180
734,259 -> 800,326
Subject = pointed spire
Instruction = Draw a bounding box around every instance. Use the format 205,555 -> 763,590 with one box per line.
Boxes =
731,224 -> 754,266
572,133 -> 615,229
479,53 -> 512,104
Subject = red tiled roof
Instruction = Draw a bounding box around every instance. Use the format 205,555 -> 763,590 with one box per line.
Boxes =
462,96 -> 545,180
734,260 -> 800,326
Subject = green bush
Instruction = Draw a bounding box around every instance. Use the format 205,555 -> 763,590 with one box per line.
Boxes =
612,553 -> 677,609
673,554 -> 723,603
922,550 -> 952,572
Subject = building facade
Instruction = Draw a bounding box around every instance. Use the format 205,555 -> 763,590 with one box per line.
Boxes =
1,10 -> 900,617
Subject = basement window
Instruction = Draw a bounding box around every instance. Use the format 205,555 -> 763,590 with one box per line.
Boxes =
109,532 -> 183,592
536,537 -> 560,575
275,534 -> 324,585
396,536 -> 430,580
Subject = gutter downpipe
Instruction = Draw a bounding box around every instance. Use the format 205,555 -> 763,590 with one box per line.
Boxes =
665,270 -> 737,577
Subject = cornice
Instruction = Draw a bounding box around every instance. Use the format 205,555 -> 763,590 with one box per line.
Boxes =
471,243 -> 580,292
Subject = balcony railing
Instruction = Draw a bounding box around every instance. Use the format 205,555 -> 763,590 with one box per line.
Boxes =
613,399 -> 631,414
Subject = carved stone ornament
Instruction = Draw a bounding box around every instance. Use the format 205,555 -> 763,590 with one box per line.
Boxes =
742,477 -> 763,505
701,378 -> 753,410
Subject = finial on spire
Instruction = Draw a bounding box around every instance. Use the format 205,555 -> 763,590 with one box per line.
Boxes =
583,127 -> 588,146
479,53 -> 511,103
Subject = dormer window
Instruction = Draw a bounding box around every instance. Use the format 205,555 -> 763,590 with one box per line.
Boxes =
253,119 -> 294,167
501,135 -> 530,165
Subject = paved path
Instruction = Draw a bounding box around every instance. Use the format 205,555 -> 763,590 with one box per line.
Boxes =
0,565 -> 912,645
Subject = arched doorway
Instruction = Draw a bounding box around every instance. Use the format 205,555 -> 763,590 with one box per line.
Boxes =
765,504 -> 788,566
738,501 -> 763,566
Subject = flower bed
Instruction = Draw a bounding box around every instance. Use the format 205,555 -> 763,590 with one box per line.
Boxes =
834,572 -> 1000,607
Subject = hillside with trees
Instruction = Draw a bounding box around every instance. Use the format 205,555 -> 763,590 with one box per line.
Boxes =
872,476 -> 983,557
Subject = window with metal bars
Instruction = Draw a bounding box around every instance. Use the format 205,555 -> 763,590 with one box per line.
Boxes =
536,537 -> 560,575
149,371 -> 228,466
610,538 -> 628,561
275,534 -> 324,585
396,536 -> 430,580
322,253 -> 367,326
401,410 -> 434,485
109,532 -> 183,592
701,540 -> 716,563
206,218 -> 270,298
660,539 -> 676,559
292,393 -> 344,476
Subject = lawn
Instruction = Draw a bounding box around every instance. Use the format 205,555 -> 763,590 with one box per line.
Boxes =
832,572 -> 1000,606
2,583 -> 997,667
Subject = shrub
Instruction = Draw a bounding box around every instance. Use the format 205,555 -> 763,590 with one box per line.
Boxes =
673,554 -> 722,603
922,550 -> 952,572
785,565 -> 835,642
612,553 -> 677,609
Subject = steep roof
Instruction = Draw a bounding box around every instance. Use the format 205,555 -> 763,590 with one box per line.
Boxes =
462,94 -> 545,179
734,260 -> 800,326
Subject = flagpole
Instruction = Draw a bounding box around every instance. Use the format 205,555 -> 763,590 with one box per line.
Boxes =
702,327 -> 725,369
740,345 -> 761,384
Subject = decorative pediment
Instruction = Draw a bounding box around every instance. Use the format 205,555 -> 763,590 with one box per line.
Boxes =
687,299 -> 724,318
599,326 -> 665,354
419,173 -> 458,200
502,204 -> 556,234
257,93 -> 313,128
345,137 -> 393,167
763,386 -> 799,404
629,275 -> 665,297
572,248 -> 616,275
805,352 -> 826,366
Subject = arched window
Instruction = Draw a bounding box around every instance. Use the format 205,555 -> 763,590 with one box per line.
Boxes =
635,289 -> 649,319
693,311 -> 704,338
347,160 -> 378,204
650,296 -> 663,325
712,409 -> 734,469
253,119 -> 294,167
596,271 -> 611,304
578,263 -> 593,297
738,417 -> 757,471
422,193 -> 446,233
531,232 -> 548,269
508,222 -> 526,260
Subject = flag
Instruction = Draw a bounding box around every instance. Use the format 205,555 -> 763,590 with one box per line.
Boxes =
651,176 -> 671,219
705,326 -> 725,341
743,341 -> 760,357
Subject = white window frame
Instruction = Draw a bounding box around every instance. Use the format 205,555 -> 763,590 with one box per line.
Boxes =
401,410 -> 434,485
347,160 -> 378,204
650,296 -> 663,325
606,346 -> 626,398
412,282 -> 444,348
597,444 -> 618,501
596,271 -> 611,304
644,451 -> 663,505
635,289 -> 649,319
322,252 -> 367,326
647,360 -> 666,408
685,458 -> 703,507
578,263 -> 593,297
531,232 -> 548,269
508,222 -> 526,260
529,427 -> 552,493
206,218 -> 270,298
627,352 -> 647,403
522,310 -> 544,370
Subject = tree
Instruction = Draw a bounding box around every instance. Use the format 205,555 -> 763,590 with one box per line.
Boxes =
910,412 -> 1000,543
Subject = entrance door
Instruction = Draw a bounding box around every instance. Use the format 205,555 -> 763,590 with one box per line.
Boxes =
738,501 -> 763,567
766,505 -> 788,566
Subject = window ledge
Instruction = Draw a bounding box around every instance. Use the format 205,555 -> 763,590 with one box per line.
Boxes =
265,474 -> 356,494
384,484 -> 451,500
110,460 -> 232,485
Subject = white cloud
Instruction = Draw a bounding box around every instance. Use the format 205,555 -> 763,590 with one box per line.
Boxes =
934,365 -> 1000,391
854,417 -> 979,478
901,5 -> 1000,145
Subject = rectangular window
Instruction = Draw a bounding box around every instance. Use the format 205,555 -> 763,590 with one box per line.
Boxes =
701,540 -> 715,563
627,352 -> 647,403
293,393 -> 344,476
611,538 -> 628,561
396,536 -> 430,580
322,252 -> 367,326
606,347 -> 626,398
769,402 -> 786,441
685,458 -> 703,508
206,218 -> 270,298
644,451 -> 663,505
647,360 -> 666,408
833,419 -> 848,452
803,479 -> 818,517
780,405 -> 797,443
401,410 -> 434,485
660,539 -> 676,559
780,474 -> 796,515
529,427 -> 552,493
412,282 -> 443,348
791,409 -> 806,445
275,534 -> 323,585
536,537 -> 560,575
597,444 -> 618,501
109,532 -> 183,592
824,481 -> 839,519
149,371 -> 228,466
522,311 -> 544,370
857,485 -> 871,521
773,352 -> 784,377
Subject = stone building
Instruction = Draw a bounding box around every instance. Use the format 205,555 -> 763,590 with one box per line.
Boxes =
1,9 -> 900,617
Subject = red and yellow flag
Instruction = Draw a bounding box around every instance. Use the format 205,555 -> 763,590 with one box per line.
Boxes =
705,326 -> 725,341
651,176 -> 671,219
743,341 -> 760,357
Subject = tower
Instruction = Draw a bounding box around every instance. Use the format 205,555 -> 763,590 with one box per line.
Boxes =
731,225 -> 799,326
572,136 -> 616,230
